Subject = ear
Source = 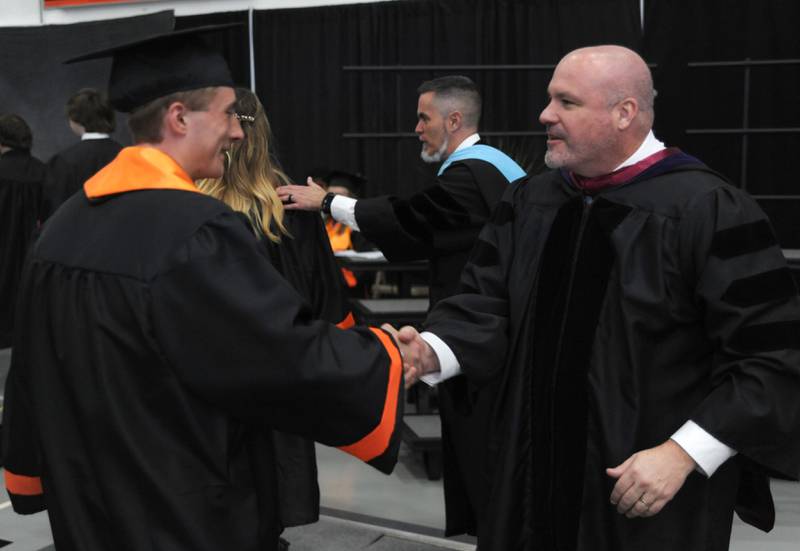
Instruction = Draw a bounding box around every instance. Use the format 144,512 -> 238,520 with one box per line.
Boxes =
615,97 -> 639,131
163,101 -> 190,138
446,110 -> 463,134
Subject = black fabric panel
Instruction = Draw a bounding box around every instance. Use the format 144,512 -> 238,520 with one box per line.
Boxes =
6,492 -> 45,515
490,201 -> 514,226
721,267 -> 798,307
528,197 -> 583,549
710,220 -> 777,260
551,200 -> 631,550
410,184 -> 470,230
0,11 -> 174,161
732,321 -> 800,353
391,198 -> 434,243
456,281 -> 480,295
468,239 -> 500,269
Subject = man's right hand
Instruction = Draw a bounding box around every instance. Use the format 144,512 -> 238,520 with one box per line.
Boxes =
396,326 -> 440,387
276,177 -> 327,211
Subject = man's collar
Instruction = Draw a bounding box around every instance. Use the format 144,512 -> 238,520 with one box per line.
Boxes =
81,133 -> 111,141
452,133 -> 480,154
614,130 -> 665,171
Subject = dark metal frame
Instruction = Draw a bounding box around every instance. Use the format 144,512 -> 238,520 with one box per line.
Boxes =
343,60 -> 800,198
685,58 -> 800,193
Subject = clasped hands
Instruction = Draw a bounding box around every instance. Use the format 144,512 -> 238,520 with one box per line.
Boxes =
380,324 -> 440,388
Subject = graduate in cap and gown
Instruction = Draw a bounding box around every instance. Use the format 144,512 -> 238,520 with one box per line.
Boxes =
1,26 -> 405,551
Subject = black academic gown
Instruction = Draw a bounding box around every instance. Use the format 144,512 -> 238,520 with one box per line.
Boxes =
354,154 -> 511,537
425,155 -> 800,551
258,208 -> 354,528
2,164 -> 403,551
0,149 -> 44,348
41,137 -> 122,219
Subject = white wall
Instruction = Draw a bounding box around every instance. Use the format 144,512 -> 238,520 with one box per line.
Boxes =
2,0 -> 397,27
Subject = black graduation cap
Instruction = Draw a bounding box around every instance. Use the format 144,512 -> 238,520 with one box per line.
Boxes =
65,24 -> 239,113
326,170 -> 367,196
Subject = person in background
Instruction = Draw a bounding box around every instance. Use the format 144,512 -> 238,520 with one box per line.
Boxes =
0,113 -> 44,349
198,88 -> 355,550
41,88 -> 122,219
319,170 -> 373,289
278,75 -> 526,540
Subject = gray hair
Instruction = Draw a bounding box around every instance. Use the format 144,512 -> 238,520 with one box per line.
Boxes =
417,75 -> 482,129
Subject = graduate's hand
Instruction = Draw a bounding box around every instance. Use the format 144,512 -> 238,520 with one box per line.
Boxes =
395,326 -> 440,388
380,324 -> 420,388
276,178 -> 327,211
606,439 -> 696,518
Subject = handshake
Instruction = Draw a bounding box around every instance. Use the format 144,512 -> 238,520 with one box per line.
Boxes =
381,324 -> 441,388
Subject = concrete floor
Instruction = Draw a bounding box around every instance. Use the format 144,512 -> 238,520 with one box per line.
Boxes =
1,346 -> 799,550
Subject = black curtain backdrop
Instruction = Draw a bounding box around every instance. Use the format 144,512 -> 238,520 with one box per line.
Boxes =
0,11 -> 174,161
2,0 -> 795,244
644,0 -> 800,246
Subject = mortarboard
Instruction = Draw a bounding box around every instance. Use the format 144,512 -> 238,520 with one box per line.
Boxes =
65,24 -> 239,113
326,170 -> 367,195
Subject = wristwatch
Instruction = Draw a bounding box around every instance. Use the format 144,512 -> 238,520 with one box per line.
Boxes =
321,192 -> 336,215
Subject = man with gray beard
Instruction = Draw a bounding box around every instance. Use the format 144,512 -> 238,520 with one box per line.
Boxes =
279,75 -> 525,539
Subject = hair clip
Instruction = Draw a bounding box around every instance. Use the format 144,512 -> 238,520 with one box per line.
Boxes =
235,113 -> 256,123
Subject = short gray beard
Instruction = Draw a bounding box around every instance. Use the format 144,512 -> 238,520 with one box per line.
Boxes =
544,150 -> 563,169
420,135 -> 449,163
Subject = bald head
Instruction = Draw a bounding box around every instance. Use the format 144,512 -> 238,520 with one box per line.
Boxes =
561,45 -> 655,130
539,45 -> 656,177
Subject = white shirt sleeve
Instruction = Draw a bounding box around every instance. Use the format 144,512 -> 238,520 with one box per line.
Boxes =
670,420 -> 737,477
418,332 -> 462,386
330,195 -> 360,231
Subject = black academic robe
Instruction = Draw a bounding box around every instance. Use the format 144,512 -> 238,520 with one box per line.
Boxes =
41,137 -> 122,219
355,155 -> 512,537
425,157 -> 800,551
2,185 -> 403,551
258,208 -> 354,528
0,149 -> 44,348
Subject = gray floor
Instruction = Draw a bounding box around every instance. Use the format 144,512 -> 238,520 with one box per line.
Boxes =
1,346 -> 799,550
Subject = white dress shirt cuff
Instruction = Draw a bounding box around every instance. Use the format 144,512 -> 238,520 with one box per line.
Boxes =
330,195 -> 360,231
671,420 -> 737,477
419,332 -> 461,386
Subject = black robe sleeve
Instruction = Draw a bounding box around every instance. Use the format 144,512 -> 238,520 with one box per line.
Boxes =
148,215 -> 403,472
679,185 -> 800,480
423,184 -> 518,384
0,153 -> 43,347
354,163 -> 494,261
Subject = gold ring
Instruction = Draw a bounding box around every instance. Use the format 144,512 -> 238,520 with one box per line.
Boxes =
638,496 -> 650,507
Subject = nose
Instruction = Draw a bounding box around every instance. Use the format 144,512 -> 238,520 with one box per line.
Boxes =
415,120 -> 424,135
230,117 -> 244,141
539,100 -> 556,126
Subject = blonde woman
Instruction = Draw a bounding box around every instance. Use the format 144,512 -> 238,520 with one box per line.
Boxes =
198,89 -> 353,545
